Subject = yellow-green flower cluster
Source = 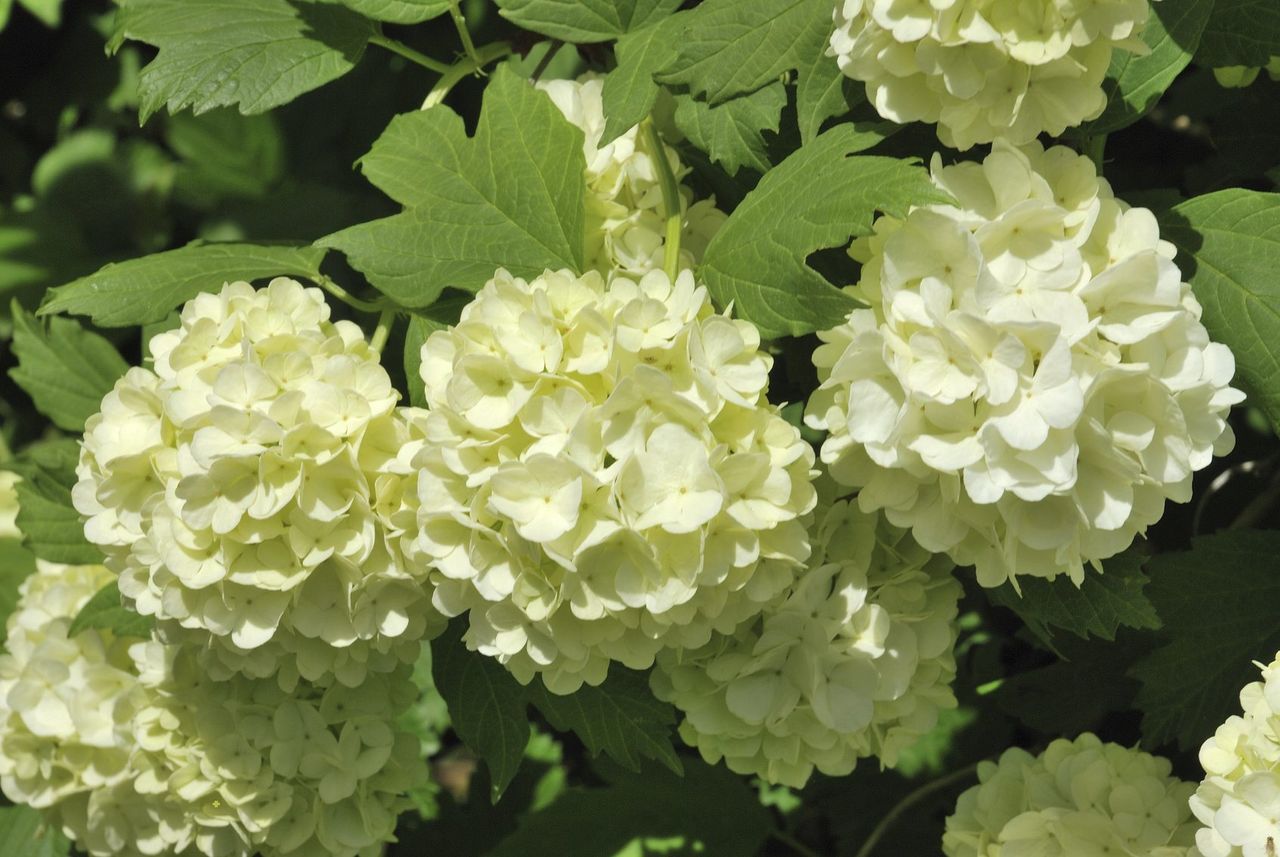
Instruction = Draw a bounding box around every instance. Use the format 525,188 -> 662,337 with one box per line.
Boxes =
650,499 -> 961,788
408,267 -> 817,693
943,734 -> 1198,856
74,279 -> 440,687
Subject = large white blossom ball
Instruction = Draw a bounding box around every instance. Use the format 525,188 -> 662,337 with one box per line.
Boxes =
0,552 -> 425,857
650,498 -> 961,788
1190,653 -> 1280,857
806,142 -> 1242,587
408,267 -> 818,693
829,0 -> 1151,149
73,278 -> 440,687
944,733 -> 1199,856
536,75 -> 727,276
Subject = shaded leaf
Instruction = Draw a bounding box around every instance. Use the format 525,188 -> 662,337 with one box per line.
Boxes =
6,440 -> 99,566
672,82 -> 786,176
495,0 -> 680,43
67,583 -> 154,640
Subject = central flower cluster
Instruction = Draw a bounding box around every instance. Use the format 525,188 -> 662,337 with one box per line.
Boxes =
74,278 -> 438,688
829,0 -> 1150,148
807,142 -> 1242,587
650,498 -> 961,788
409,267 -> 817,693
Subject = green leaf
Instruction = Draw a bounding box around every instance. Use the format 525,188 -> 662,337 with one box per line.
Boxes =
67,583 -> 154,640
9,304 -> 128,433
998,638 -> 1142,736
16,0 -> 62,27
599,15 -> 680,144
1082,0 -> 1213,135
495,0 -> 680,42
1158,189 -> 1280,428
320,67 -> 586,308
0,541 -> 38,653
986,549 -> 1161,646
431,621 -> 531,802
315,0 -> 450,24
111,0 -> 376,121
167,109 -> 284,203
1135,530 -> 1280,750
795,42 -> 858,144
7,440 -> 99,566
487,760 -> 771,857
1196,0 -> 1280,67
697,126 -> 945,339
672,82 -> 786,176
656,0 -> 830,105
525,668 -> 682,775
39,242 -> 328,328
0,804 -> 71,857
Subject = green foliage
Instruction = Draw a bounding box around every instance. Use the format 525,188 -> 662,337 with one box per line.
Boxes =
671,82 -> 785,176
39,242 -> 328,327
6,440 -> 99,566
525,669 -> 682,775
599,16 -> 678,144
495,0 -> 680,43
1158,189 -> 1280,429
320,66 -> 586,308
167,110 -> 285,204
0,805 -> 71,857
795,43 -> 858,144
0,0 -> 62,30
1196,0 -> 1280,67
698,126 -> 945,339
0,541 -> 38,653
1135,530 -> 1280,750
67,583 -> 154,640
315,0 -> 451,24
9,303 -> 127,432
111,0 -> 376,121
987,550 -> 1161,647
656,0 -> 829,105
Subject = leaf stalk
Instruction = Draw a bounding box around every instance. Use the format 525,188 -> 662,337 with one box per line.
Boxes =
644,121 -> 683,281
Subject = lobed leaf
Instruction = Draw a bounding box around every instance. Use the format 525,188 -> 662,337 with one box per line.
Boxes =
6,440 -> 99,566
671,82 -> 786,176
495,0 -> 680,43
67,583 -> 154,640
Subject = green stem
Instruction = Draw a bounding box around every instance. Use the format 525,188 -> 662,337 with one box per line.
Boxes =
369,309 -> 396,354
644,121 -> 683,281
421,41 -> 513,109
853,763 -> 979,857
448,0 -> 480,66
769,829 -> 824,857
1082,134 -> 1107,175
316,275 -> 388,314
369,33 -> 452,74
530,41 -> 564,82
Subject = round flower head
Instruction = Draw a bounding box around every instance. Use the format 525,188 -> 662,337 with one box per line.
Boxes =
943,733 -> 1199,857
650,498 -> 961,788
806,142 -> 1242,587
536,75 -> 727,276
0,550 -> 425,857
1213,57 -> 1280,88
829,0 -> 1151,149
408,267 -> 818,693
1190,652 -> 1280,857
74,278 -> 440,687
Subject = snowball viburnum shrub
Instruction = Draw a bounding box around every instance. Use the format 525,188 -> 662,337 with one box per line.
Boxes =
1190,653 -> 1280,857
828,0 -> 1151,149
407,267 -> 818,693
536,76 -> 727,277
943,733 -> 1199,857
650,498 -> 961,788
73,278 -> 440,688
806,141 -> 1242,587
0,555 -> 425,857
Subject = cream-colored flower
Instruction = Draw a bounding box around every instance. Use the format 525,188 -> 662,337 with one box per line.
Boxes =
409,267 -> 817,693
807,142 -> 1242,587
651,499 -> 961,788
536,75 -> 727,276
829,0 -> 1151,149
74,279 -> 441,687
944,733 -> 1199,857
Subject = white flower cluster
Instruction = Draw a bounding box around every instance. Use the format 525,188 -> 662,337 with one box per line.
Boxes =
650,498 -> 961,788
1191,652 -> 1280,857
806,142 -> 1242,587
536,75 -> 727,276
74,279 -> 440,688
1214,59 -> 1280,88
829,0 -> 1150,149
943,733 -> 1199,857
409,267 -> 818,693
0,558 -> 424,857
